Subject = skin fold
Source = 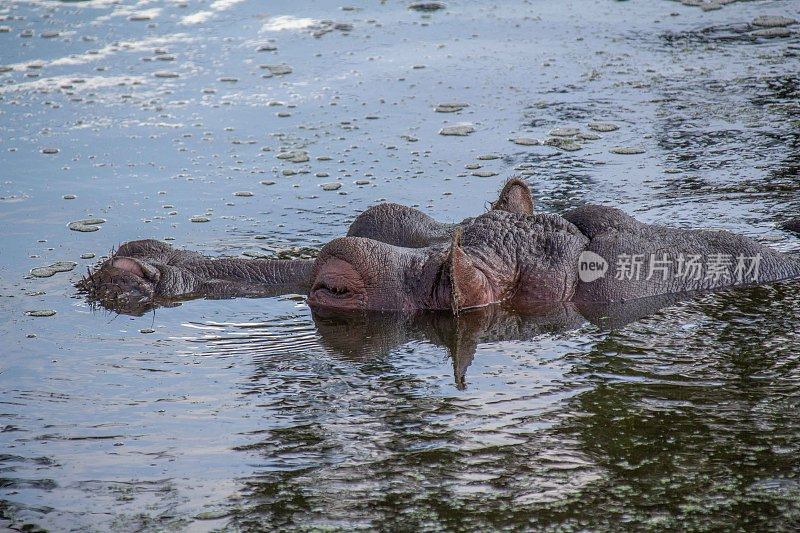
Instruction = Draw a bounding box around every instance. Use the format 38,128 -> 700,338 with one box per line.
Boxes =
79,178 -> 800,315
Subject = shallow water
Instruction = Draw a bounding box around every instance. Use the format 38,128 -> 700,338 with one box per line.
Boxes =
1,0 -> 800,530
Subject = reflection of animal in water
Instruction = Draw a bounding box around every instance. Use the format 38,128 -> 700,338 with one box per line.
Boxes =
312,293 -> 687,389
80,179 -> 800,315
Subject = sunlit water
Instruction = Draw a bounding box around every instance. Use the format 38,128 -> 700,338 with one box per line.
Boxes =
1,0 -> 799,530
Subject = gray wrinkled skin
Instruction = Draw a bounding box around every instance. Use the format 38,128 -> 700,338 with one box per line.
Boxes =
80,179 -> 800,314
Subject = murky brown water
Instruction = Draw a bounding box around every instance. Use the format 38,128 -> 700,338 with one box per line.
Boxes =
1,0 -> 799,530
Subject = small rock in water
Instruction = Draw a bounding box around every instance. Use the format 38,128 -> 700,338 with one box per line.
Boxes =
577,132 -> 601,141
465,163 -> 481,170
354,180 -> 370,185
477,154 -> 500,160
81,253 -> 96,259
472,170 -> 498,177
190,216 -> 210,223
610,146 -> 646,155
30,261 -> 77,278
588,122 -> 619,132
549,127 -> 580,137
260,180 -> 276,186
752,15 -> 796,28
544,138 -> 581,151
26,310 -> 56,317
409,2 -> 446,11
257,44 -> 278,52
153,71 -> 179,78
511,137 -> 540,146
139,328 -> 155,334
234,191 -> 254,197
439,124 -> 475,136
321,182 -> 342,191
63,194 -> 77,200
68,218 -> 106,232
435,102 -> 469,113
41,148 -> 60,155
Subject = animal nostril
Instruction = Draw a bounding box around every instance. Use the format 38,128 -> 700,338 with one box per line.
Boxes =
313,279 -> 354,298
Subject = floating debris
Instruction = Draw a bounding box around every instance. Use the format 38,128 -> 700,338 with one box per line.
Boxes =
409,2 -> 446,11
439,124 -> 475,136
511,137 -> 540,146
311,21 -> 353,38
263,64 -> 293,76
128,13 -> 154,21
68,218 -> 106,232
751,27 -> 792,38
435,102 -> 469,113
549,127 -> 580,137
26,310 -> 56,317
588,122 -> 619,132
30,261 -> 77,278
752,16 -> 796,28
276,150 -> 309,163
243,250 -> 269,258
610,146 -> 646,155
544,138 -> 581,151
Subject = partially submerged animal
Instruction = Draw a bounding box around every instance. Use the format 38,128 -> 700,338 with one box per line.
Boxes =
80,179 -> 800,314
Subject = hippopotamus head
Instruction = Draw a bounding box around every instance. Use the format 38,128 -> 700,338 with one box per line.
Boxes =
80,179 -> 547,314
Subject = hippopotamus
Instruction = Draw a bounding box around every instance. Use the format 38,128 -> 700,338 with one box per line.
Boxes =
80,179 -> 800,314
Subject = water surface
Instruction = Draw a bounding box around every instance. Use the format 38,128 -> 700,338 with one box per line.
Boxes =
1,0 -> 800,530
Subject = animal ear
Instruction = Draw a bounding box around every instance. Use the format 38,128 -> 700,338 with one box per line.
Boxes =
446,229 -> 493,314
491,178 -> 534,215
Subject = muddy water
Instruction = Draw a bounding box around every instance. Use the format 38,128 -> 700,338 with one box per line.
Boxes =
1,0 -> 800,530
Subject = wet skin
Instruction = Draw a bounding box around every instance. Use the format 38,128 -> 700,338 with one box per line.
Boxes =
79,179 -> 800,315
